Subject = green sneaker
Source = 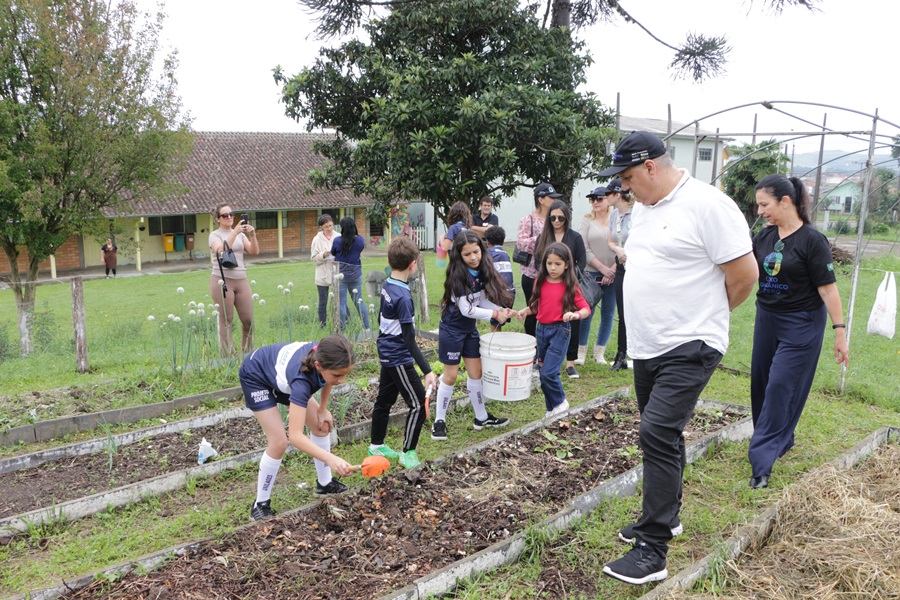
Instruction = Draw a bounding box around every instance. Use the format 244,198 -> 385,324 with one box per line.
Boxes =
399,449 -> 422,469
367,444 -> 400,460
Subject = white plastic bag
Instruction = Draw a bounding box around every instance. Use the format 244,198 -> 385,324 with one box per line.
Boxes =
867,272 -> 896,339
197,437 -> 219,464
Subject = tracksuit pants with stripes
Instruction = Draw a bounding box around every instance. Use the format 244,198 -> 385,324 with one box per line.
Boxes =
372,363 -> 427,452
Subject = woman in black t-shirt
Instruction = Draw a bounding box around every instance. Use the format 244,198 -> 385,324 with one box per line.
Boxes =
747,174 -> 850,490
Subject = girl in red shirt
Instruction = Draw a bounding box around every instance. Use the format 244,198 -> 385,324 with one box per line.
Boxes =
517,242 -> 590,418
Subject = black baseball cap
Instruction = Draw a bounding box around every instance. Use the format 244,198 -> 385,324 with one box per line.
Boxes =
587,186 -> 609,198
606,178 -> 623,194
598,131 -> 667,177
534,183 -> 563,198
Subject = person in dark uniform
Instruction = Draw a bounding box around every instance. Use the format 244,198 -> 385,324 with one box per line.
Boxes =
368,237 -> 437,470
431,231 -> 514,441
239,335 -> 355,521
748,174 -> 849,490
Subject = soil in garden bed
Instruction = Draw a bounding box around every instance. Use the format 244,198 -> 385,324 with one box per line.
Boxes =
0,384 -> 402,519
65,400 -> 743,600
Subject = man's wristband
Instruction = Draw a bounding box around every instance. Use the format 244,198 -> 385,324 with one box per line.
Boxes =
832,324 -> 846,329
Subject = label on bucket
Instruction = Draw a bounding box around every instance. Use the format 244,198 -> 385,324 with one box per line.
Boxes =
482,360 -> 532,399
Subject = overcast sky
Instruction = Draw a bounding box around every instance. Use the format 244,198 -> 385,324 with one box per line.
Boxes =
139,0 -> 900,157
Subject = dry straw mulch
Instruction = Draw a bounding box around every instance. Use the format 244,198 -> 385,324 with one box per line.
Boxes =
671,443 -> 900,599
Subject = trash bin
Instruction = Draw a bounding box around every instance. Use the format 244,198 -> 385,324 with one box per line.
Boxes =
185,233 -> 195,250
163,233 -> 174,252
174,232 -> 185,251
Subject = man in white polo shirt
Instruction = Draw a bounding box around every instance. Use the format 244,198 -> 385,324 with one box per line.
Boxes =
599,131 -> 758,585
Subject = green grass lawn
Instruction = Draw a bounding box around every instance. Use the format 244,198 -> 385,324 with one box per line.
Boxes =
1,250 -> 899,597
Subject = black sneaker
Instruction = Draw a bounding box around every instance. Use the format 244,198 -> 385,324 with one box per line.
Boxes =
431,419 -> 448,441
618,520 -> 684,544
603,541 -> 668,585
250,500 -> 276,521
473,413 -> 510,430
566,365 -> 579,379
314,478 -> 348,495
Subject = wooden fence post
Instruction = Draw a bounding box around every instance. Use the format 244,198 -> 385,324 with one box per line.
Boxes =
417,254 -> 429,323
331,264 -> 341,335
71,277 -> 89,373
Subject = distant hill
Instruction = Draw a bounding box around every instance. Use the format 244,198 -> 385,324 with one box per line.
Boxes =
790,150 -> 898,176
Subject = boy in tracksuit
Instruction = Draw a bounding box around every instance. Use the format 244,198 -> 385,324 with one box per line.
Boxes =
367,237 -> 437,468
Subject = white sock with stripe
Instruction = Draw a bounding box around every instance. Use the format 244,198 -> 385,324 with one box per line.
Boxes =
467,378 -> 488,421
256,451 -> 282,504
309,432 -> 333,486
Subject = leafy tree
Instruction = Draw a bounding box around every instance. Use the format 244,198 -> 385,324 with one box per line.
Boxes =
0,0 -> 193,357
298,0 -> 820,83
721,139 -> 790,225
275,0 -> 616,222
868,167 -> 899,222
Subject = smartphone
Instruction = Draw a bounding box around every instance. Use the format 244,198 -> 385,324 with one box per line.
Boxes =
240,213 -> 249,225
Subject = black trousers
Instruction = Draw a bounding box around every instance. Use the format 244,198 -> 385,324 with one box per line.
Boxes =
521,275 -> 537,338
371,363 -> 427,452
614,261 -> 627,355
631,340 -> 722,553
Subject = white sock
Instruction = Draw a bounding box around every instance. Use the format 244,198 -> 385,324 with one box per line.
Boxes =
435,380 -> 454,422
309,432 -> 332,486
369,444 -> 386,451
256,451 -> 282,504
467,378 -> 488,421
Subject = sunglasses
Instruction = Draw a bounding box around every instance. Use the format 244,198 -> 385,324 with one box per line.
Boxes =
549,215 -> 566,222
218,211 -> 235,218
590,197 -> 607,203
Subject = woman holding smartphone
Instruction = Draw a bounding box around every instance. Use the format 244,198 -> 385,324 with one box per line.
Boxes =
209,205 -> 260,355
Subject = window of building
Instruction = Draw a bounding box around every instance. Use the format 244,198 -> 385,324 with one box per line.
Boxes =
253,211 -> 278,230
668,146 -> 676,160
844,197 -> 852,213
148,214 -> 197,235
370,222 -> 385,237
697,147 -> 713,162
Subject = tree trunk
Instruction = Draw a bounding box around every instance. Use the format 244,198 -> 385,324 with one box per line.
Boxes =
72,277 -> 89,373
551,0 -> 571,28
3,245 -> 37,357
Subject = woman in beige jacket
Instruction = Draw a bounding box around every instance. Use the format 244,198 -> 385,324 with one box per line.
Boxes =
311,214 -> 336,328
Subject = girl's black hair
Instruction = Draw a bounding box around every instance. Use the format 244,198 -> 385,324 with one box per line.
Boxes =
528,242 -> 578,315
755,174 -> 811,225
446,201 -> 473,228
300,335 -> 355,373
317,214 -> 333,227
534,200 -> 572,268
441,230 -> 512,314
338,216 -> 358,256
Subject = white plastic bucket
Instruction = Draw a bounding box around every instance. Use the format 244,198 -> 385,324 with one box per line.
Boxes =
480,332 -> 536,401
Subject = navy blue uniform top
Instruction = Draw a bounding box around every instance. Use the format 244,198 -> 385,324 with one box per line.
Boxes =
240,342 -> 324,408
378,278 -> 416,366
488,246 -> 514,292
331,234 -> 365,279
446,221 -> 466,244
753,224 -> 836,312
441,272 -> 498,333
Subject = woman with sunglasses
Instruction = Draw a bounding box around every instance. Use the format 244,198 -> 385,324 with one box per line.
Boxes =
577,183 -> 619,367
534,200 -> 586,378
209,204 -> 260,355
747,174 -> 848,490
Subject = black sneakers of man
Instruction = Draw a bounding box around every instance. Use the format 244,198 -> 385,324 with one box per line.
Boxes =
602,541 -> 668,585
